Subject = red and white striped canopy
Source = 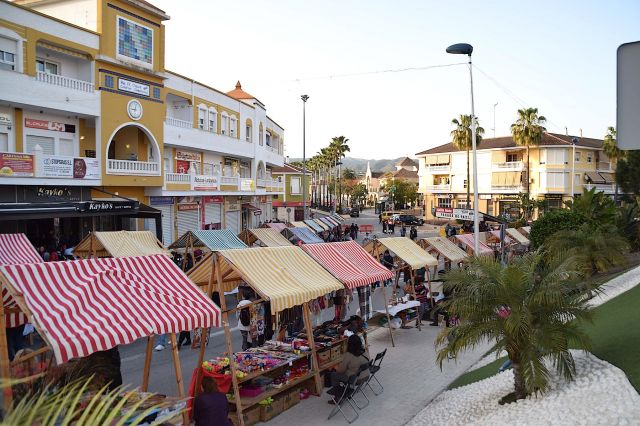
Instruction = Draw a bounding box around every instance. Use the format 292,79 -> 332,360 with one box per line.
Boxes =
302,241 -> 393,289
0,254 -> 221,363
0,234 -> 42,328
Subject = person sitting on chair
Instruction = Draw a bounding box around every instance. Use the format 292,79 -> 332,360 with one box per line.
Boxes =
327,334 -> 370,404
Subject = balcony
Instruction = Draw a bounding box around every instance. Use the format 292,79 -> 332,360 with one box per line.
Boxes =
165,117 -> 193,129
425,165 -> 451,173
35,71 -> 94,93
165,172 -> 191,184
492,161 -> 524,170
257,178 -> 284,192
107,159 -> 160,176
491,184 -> 525,192
584,183 -> 615,193
425,184 -> 451,192
596,161 -> 612,171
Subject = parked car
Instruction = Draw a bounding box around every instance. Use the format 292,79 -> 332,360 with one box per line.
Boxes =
393,214 -> 424,226
349,207 -> 360,217
381,211 -> 401,222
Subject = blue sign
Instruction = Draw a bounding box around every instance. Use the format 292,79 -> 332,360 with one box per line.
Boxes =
150,196 -> 174,206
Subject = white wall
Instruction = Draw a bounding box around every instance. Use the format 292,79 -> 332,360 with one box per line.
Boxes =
27,0 -> 98,32
36,46 -> 92,82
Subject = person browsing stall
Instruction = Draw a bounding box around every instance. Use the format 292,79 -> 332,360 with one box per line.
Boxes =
193,376 -> 232,426
236,287 -> 252,350
327,334 -> 370,404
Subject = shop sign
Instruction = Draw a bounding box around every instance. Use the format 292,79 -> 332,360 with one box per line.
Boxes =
175,150 -> 202,162
479,194 -> 492,200
240,178 -> 254,191
192,175 -> 219,191
80,200 -> 136,212
203,196 -> 224,203
118,78 -> 150,97
23,186 -> 84,202
0,113 -> 12,126
178,203 -> 199,211
38,156 -> 100,179
150,196 -> 174,205
0,153 -> 34,177
434,207 -> 481,221
253,209 -> 262,216
25,118 -> 75,133
225,198 -> 240,212
544,194 -> 563,199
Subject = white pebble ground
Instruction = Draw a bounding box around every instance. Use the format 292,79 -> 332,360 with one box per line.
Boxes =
408,351 -> 640,426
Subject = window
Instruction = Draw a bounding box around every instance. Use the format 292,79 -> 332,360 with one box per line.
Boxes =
266,132 -> 271,146
36,59 -> 59,75
463,179 -> 468,189
198,108 -> 206,130
246,124 -> 252,142
203,163 -> 215,175
587,152 -> 593,163
290,177 -> 301,194
542,172 -> 567,188
574,151 -> 581,162
153,87 -> 161,99
240,161 -> 250,178
105,75 -> 114,88
26,135 -> 55,155
164,155 -> 172,173
221,113 -> 229,135
208,108 -> 217,133
506,153 -> 520,162
541,149 -> 567,165
117,16 -> 153,66
0,50 -> 15,71
59,138 -> 74,157
259,126 -> 264,146
437,197 -> 451,208
0,133 -> 8,152
229,116 -> 236,137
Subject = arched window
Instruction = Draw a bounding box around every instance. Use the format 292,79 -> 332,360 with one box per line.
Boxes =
245,119 -> 253,142
229,114 -> 237,138
208,107 -> 217,133
197,104 -> 207,130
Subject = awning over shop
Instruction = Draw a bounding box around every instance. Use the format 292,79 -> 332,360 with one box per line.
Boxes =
420,237 -> 468,264
242,203 -> 259,211
491,172 -> 522,186
584,171 -> 606,184
506,228 -> 530,246
73,231 -> 169,258
284,227 -> 324,244
240,228 -> 293,247
169,230 -> 248,251
453,234 -> 494,256
0,254 -> 221,363
599,172 -> 615,184
304,220 -> 324,233
301,241 -> 393,289
217,247 -> 344,313
364,237 -> 438,269
263,222 -> 288,232
0,234 -> 42,328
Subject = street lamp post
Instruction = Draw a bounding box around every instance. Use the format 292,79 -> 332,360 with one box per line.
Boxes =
301,95 -> 309,219
571,137 -> 578,199
447,43 -> 479,256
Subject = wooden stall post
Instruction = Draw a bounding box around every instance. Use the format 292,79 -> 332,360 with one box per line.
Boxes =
90,232 -> 96,259
169,332 -> 189,426
215,254 -> 245,426
141,334 -> 155,391
302,302 -> 322,395
0,292 -> 13,412
409,268 -> 421,331
380,283 -> 395,347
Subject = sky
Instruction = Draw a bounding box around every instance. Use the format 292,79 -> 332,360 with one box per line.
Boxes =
154,0 -> 639,160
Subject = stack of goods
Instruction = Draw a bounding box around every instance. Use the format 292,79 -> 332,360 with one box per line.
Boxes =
202,357 -> 247,379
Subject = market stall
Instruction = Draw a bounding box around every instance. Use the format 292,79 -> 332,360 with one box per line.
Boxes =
262,222 -> 288,232
282,227 -> 324,244
239,228 -> 293,247
518,226 -> 532,237
452,233 -> 494,257
319,216 -> 339,229
290,221 -> 314,231
303,219 -> 324,233
0,254 -> 221,420
419,236 -> 468,276
330,213 -> 345,224
203,246 -> 344,425
73,230 -> 169,258
506,228 -> 530,248
312,218 -> 330,231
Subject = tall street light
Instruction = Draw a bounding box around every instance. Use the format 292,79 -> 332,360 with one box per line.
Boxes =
447,42 -> 479,255
301,95 -> 309,219
571,137 -> 578,199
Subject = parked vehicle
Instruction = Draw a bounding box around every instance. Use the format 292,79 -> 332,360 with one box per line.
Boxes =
349,207 -> 360,217
392,214 -> 424,226
381,211 -> 401,222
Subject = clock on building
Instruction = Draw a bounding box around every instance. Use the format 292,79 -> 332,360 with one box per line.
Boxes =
127,99 -> 143,120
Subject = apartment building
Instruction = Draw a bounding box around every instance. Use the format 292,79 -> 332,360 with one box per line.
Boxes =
271,163 -> 310,222
416,133 -> 615,220
0,0 -> 285,247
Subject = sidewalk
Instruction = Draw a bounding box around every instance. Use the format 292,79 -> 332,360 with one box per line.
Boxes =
267,322 -> 489,426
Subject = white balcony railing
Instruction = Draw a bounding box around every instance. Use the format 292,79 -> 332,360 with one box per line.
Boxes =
220,176 -> 239,188
492,161 -> 524,170
165,172 -> 191,183
165,117 -> 193,128
269,180 -> 285,192
492,185 -> 525,191
107,159 -> 160,176
36,71 -> 94,93
425,184 -> 451,192
426,165 -> 451,172
584,183 -> 615,193
256,178 -> 267,188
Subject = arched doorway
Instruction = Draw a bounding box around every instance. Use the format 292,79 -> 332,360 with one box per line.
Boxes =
106,123 -> 161,176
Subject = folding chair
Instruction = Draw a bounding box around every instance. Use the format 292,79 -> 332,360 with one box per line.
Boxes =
327,373 -> 360,423
351,363 -> 372,409
365,348 -> 387,395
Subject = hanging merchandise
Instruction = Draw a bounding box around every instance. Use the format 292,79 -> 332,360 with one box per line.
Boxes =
356,285 -> 372,320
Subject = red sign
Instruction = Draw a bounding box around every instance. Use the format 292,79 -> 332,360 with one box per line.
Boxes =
272,201 -> 304,207
203,196 -> 224,203
178,203 -> 199,211
25,118 -> 75,133
0,153 -> 34,177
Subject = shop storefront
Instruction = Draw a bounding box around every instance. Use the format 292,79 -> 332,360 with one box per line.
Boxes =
150,196 -> 174,245
224,196 -> 241,233
176,197 -> 201,237
498,197 -> 521,221
203,196 -> 223,230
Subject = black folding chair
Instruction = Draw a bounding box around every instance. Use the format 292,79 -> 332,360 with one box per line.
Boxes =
327,373 -> 360,423
365,348 -> 387,395
351,363 -> 372,409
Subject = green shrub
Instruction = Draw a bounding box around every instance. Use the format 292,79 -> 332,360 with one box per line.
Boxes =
529,209 -> 588,249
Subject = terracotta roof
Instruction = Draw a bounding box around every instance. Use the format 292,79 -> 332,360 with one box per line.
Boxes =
371,172 -> 384,179
226,81 -> 255,100
392,168 -> 419,179
397,157 -> 418,168
272,163 -> 308,174
415,133 -> 604,156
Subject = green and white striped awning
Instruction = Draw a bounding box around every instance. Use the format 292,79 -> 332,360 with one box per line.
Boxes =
168,230 -> 248,251
304,220 -> 324,233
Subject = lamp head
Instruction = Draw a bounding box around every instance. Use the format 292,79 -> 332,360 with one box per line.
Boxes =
301,95 -> 309,102
446,43 -> 473,56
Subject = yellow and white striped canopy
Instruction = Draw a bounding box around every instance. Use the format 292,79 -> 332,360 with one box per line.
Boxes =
187,252 -> 242,291
241,229 -> 293,247
217,246 -> 343,313
421,237 -> 468,264
73,231 -> 169,258
367,237 -> 438,269
506,228 -> 530,246
291,221 -> 314,231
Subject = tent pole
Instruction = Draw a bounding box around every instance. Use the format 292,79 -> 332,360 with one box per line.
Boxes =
409,268 -> 421,331
141,334 -> 155,391
303,302 -> 322,395
90,233 -> 96,259
215,254 -> 245,426
427,268 -> 434,308
0,292 -> 13,412
169,332 -> 189,426
194,254 -> 217,398
381,283 -> 395,347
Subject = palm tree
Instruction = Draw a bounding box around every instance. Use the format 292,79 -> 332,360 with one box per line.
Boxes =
451,115 -> 484,206
436,252 -> 595,402
511,108 -> 547,195
563,186 -> 616,226
330,136 -> 350,210
603,126 -> 625,204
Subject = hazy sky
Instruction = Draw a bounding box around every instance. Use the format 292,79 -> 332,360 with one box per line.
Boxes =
154,0 -> 639,160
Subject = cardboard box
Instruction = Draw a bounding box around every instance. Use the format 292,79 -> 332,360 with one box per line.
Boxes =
317,350 -> 331,367
260,397 -> 284,422
230,405 -> 260,426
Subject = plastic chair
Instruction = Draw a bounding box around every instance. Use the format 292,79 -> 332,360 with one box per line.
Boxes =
365,348 -> 387,395
327,373 -> 360,423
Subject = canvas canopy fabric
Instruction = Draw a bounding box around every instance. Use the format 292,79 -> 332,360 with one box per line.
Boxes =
291,221 -> 313,230
74,231 -> 169,258
421,237 -> 468,264
304,220 -> 324,233
169,230 -> 247,251
285,227 -> 324,244
488,230 -> 514,245
0,254 -> 221,363
506,228 -> 530,246
319,217 -> 337,228
243,229 -> 292,247
263,222 -> 288,232
369,237 -> 438,269
217,247 -> 343,313
301,241 -> 393,289
324,217 -> 340,227
313,219 -> 330,231
519,226 -> 531,236
330,213 -> 345,223
187,252 -> 242,291
453,234 -> 494,256
0,234 -> 42,328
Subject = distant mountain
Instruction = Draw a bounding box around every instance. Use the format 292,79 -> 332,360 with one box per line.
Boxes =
288,157 -> 404,175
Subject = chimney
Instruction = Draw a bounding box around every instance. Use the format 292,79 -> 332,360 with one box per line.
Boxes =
580,128 -> 583,137
565,127 -> 568,135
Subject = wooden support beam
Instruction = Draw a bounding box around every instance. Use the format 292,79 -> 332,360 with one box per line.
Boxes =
303,302 -> 322,395
141,335 -> 155,392
169,332 -> 189,426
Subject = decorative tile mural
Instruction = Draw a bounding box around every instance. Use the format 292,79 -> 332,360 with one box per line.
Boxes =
117,17 -> 153,65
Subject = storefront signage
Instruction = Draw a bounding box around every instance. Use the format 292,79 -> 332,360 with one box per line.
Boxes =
544,194 -> 563,199
435,207 -> 481,221
240,178 -> 254,191
38,156 -> 99,179
0,113 -> 12,126
25,118 -> 75,133
175,150 -> 202,162
150,196 -> 174,205
178,203 -> 199,211
479,194 -> 492,200
118,78 -> 150,97
253,209 -> 262,216
0,153 -> 34,177
203,196 -> 224,203
192,175 -> 219,191
225,198 -> 240,212
80,201 -> 136,212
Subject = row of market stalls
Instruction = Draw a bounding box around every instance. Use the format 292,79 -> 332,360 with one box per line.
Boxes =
449,227 -> 532,257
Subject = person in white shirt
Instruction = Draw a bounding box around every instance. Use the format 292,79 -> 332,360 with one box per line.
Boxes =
236,287 -> 252,350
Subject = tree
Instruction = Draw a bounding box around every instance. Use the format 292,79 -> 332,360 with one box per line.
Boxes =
529,209 -> 588,249
390,179 -> 418,209
330,136 -> 350,210
603,126 -> 625,203
350,183 -> 368,207
451,115 -> 484,206
436,252 -> 595,402
615,150 -> 640,196
564,186 -> 616,227
511,108 -> 547,195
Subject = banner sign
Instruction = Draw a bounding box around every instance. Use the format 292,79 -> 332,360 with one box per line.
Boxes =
192,175 -> 219,191
178,203 -> 199,211
80,200 -> 136,213
73,158 -> 100,179
118,78 -> 150,96
253,209 -> 262,216
25,118 -> 75,133
203,196 -> 224,203
240,178 -> 254,191
38,155 -> 99,179
0,153 -> 34,177
435,207 -> 481,221
175,150 -> 202,162
150,196 -> 174,205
